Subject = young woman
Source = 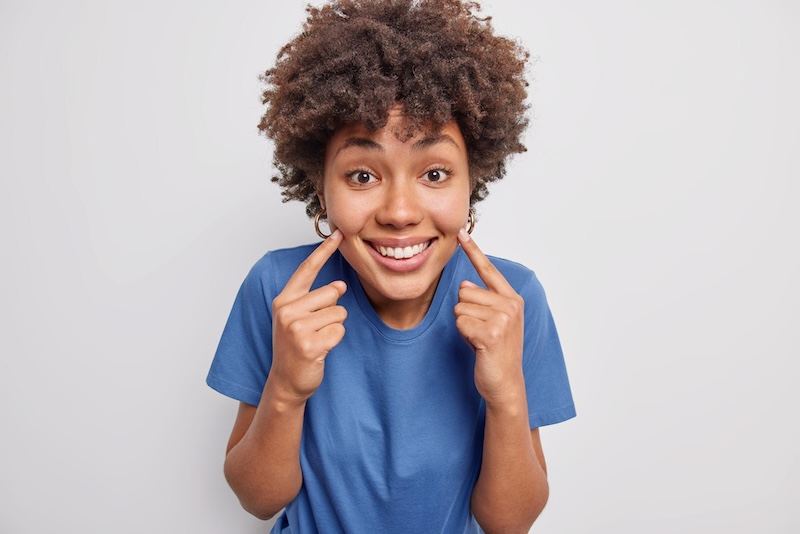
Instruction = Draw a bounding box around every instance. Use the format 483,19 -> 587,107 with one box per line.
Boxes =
207,1 -> 575,532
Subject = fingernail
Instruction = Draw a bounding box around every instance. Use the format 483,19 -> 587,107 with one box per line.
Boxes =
331,229 -> 341,239
458,228 -> 471,242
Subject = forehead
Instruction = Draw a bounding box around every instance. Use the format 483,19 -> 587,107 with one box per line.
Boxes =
326,116 -> 467,155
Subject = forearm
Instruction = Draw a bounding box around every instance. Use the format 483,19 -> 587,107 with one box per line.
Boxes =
471,380 -> 549,534
224,376 -> 306,520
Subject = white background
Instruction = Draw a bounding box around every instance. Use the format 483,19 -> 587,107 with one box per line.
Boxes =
1,1 -> 798,532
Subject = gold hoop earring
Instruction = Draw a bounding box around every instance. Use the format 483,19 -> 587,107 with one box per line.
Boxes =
314,209 -> 331,238
466,209 -> 476,234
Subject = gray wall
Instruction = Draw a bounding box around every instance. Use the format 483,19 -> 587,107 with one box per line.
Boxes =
1,1 -> 798,532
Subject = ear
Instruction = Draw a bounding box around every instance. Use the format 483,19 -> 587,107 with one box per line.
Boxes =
316,187 -> 326,210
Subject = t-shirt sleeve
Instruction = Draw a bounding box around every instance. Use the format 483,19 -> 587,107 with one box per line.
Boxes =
519,273 -> 576,428
206,253 -> 276,407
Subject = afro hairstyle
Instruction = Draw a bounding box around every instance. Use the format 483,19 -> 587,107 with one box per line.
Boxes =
258,0 -> 530,217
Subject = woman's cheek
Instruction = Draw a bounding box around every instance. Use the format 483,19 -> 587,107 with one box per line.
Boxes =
325,206 -> 346,234
437,203 -> 471,236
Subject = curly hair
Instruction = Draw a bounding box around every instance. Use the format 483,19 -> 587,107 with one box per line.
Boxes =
258,0 -> 530,217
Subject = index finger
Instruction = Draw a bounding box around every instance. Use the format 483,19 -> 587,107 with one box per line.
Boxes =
283,229 -> 344,296
457,228 -> 516,296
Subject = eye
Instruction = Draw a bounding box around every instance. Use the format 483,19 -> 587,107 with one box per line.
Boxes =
422,168 -> 452,183
347,170 -> 378,185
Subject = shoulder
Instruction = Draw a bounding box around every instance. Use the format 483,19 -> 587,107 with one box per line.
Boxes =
253,242 -> 320,269
245,242 -> 342,295
452,247 -> 545,299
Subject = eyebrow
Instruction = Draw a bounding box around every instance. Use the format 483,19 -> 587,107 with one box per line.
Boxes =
333,132 -> 460,157
411,133 -> 460,152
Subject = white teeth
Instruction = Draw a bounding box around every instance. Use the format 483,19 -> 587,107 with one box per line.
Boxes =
376,241 -> 429,259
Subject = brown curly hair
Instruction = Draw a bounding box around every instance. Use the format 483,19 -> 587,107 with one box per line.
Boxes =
258,0 -> 530,217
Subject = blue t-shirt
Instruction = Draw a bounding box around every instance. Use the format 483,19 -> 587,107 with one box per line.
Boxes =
208,243 -> 575,533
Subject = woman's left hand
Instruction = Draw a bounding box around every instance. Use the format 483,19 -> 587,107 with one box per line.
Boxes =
454,229 -> 526,405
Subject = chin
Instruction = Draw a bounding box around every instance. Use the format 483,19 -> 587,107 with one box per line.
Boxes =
374,278 -> 439,302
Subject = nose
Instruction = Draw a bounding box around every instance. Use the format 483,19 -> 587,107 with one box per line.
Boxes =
375,178 -> 424,229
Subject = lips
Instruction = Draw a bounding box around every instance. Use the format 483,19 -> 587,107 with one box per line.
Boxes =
360,238 -> 434,275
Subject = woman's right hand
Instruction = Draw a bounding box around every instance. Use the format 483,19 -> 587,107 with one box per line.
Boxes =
269,229 -> 347,404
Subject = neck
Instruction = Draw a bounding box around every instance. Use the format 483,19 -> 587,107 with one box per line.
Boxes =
360,274 -> 442,330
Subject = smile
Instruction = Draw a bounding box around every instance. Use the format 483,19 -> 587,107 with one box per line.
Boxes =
373,240 -> 431,259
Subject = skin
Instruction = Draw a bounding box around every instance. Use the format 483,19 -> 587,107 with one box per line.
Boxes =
223,113 -> 549,531
319,109 -> 472,328
456,229 -> 549,532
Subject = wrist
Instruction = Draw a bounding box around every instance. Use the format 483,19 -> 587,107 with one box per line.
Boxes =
482,377 -> 528,416
264,375 -> 310,411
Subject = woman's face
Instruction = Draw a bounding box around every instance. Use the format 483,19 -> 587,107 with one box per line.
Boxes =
320,110 -> 472,326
